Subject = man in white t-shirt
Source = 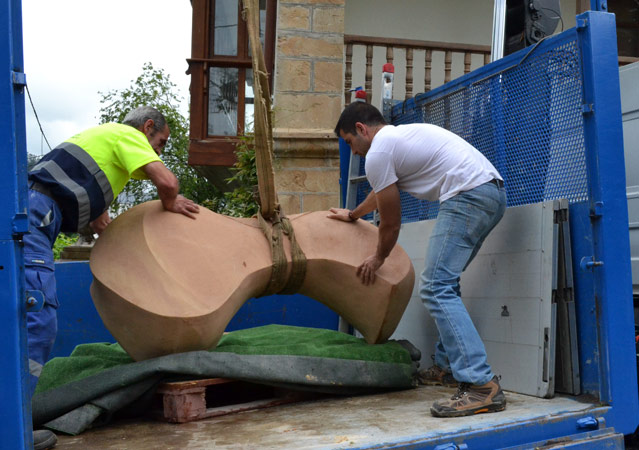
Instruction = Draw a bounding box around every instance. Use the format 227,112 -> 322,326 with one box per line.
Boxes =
328,102 -> 507,417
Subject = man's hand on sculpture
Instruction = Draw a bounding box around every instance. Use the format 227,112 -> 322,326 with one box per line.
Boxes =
327,207 -> 354,222
357,254 -> 384,285
166,195 -> 200,219
90,211 -> 112,236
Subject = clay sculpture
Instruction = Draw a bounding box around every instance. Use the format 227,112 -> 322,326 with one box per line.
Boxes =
89,201 -> 415,361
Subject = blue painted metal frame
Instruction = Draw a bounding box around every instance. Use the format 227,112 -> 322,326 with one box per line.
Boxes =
569,201 -> 600,395
339,137 -> 350,207
51,262 -> 114,358
353,407 -> 617,449
590,0 -> 608,12
0,0 -> 32,448
575,11 -> 638,433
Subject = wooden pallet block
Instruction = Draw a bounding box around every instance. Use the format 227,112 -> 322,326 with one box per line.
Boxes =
60,244 -> 92,260
153,378 -> 316,423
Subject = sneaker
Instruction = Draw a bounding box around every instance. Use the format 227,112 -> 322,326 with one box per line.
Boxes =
418,364 -> 457,387
430,376 -> 506,417
33,429 -> 57,450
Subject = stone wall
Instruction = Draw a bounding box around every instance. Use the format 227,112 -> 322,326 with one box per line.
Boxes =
273,0 -> 345,214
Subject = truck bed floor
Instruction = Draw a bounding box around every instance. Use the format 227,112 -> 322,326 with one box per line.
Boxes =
54,385 -> 597,449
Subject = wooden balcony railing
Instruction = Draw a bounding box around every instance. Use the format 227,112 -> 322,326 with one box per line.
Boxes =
344,35 -> 637,107
344,35 -> 491,105
619,56 -> 639,66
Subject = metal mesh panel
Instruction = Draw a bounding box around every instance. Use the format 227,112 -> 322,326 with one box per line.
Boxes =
359,38 -> 588,223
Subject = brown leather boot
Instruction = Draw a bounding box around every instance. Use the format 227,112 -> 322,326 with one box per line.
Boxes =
430,376 -> 506,417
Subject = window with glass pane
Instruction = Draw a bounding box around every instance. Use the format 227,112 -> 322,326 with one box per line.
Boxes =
188,0 -> 275,166
208,67 -> 239,136
213,0 -> 238,56
248,0 -> 267,58
245,68 -> 255,133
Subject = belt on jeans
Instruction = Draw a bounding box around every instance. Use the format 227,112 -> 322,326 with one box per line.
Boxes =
489,178 -> 504,188
30,181 -> 55,199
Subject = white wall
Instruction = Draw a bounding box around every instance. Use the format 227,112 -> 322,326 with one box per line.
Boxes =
343,0 -> 578,104
345,0 -> 577,42
345,0 -> 494,45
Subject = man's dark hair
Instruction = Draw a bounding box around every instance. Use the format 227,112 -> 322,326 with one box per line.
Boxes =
334,102 -> 387,137
123,106 -> 167,133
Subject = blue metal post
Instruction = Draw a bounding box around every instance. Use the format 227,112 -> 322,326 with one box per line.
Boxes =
576,11 -> 639,434
338,138 -> 350,208
0,0 -> 32,448
590,0 -> 608,12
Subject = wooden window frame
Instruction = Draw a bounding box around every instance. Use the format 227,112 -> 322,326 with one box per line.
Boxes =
188,0 -> 276,166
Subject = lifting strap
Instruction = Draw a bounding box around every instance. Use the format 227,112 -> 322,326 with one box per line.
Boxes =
257,207 -> 307,296
243,0 -> 308,296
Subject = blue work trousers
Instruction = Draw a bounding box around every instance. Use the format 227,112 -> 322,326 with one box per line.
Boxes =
419,181 -> 506,386
24,189 -> 62,395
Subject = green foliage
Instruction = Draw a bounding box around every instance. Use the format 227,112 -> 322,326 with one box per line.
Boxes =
98,62 -> 220,213
208,133 -> 259,217
53,233 -> 79,260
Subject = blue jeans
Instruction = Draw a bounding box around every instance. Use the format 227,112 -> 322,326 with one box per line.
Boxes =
419,181 -> 506,385
24,189 -> 62,395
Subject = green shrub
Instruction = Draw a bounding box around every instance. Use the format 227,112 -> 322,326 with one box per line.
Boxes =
53,233 -> 79,260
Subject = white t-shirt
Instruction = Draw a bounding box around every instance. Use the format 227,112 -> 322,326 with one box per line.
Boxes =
364,124 -> 502,202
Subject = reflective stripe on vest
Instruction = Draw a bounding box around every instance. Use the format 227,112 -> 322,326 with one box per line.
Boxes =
58,142 -> 113,203
31,143 -> 114,231
33,159 -> 92,228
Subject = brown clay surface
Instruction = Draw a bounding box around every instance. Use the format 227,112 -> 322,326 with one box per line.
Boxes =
90,201 -> 415,360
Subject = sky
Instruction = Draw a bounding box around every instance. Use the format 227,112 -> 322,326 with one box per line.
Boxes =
21,0 -> 193,157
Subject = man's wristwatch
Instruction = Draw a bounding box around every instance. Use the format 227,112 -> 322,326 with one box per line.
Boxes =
348,211 -> 357,221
